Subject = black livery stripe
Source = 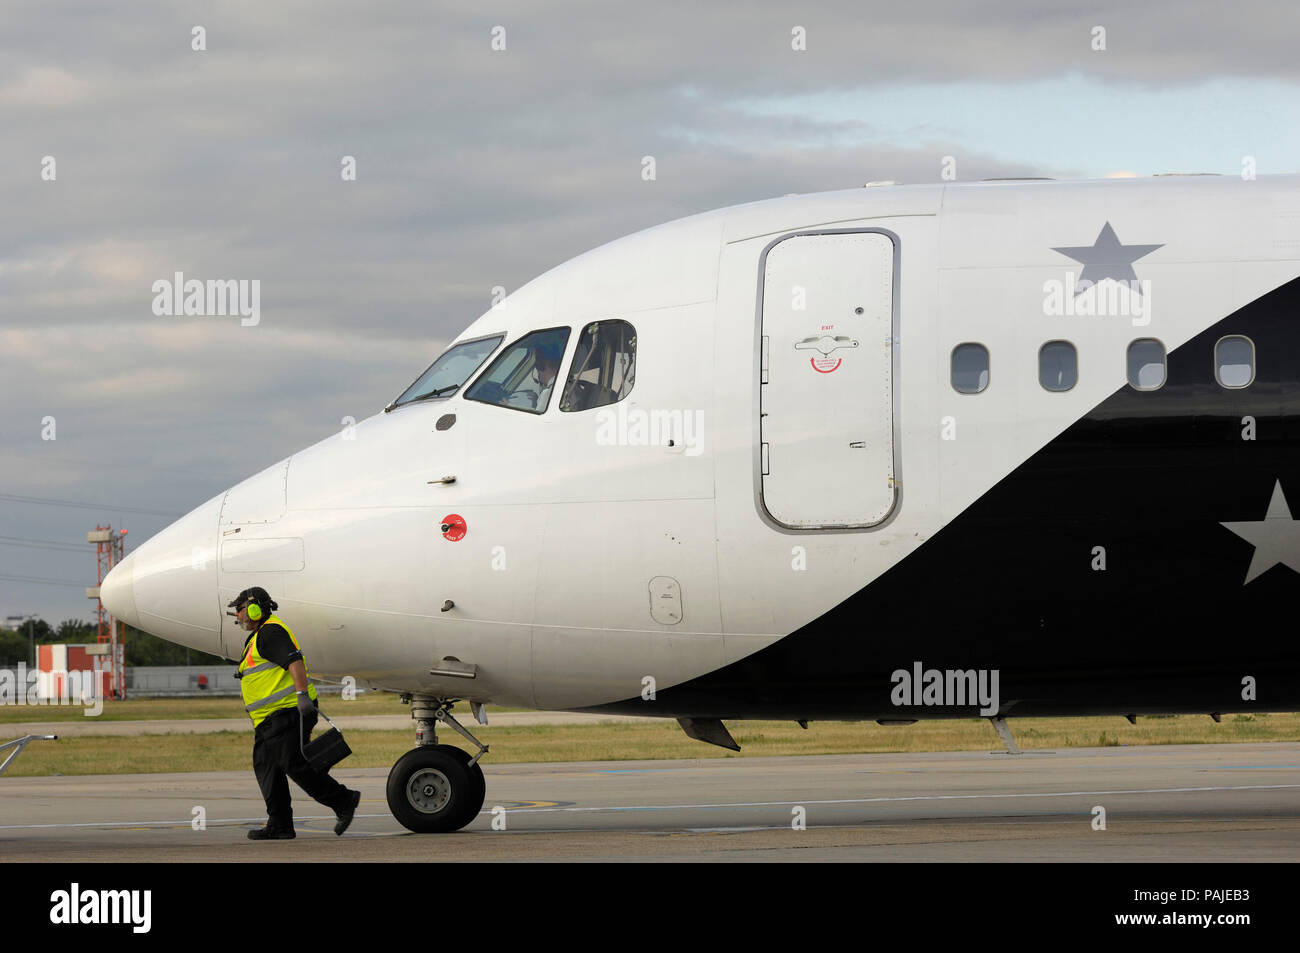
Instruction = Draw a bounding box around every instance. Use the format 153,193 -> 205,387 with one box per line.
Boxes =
583,275 -> 1300,720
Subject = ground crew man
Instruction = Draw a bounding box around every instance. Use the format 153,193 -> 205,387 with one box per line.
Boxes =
230,586 -> 361,839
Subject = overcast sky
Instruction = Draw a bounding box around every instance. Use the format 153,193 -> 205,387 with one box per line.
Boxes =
3,0 -> 1299,624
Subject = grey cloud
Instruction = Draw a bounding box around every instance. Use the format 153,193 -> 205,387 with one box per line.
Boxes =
0,0 -> 1286,621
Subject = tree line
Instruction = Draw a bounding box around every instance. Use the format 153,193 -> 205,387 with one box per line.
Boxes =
0,618 -> 229,668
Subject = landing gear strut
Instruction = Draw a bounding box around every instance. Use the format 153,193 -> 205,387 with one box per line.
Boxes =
385,696 -> 488,833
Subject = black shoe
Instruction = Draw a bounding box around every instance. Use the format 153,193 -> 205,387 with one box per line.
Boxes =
334,789 -> 362,836
247,826 -> 296,840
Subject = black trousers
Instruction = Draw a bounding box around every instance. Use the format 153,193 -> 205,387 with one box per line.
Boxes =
252,706 -> 351,831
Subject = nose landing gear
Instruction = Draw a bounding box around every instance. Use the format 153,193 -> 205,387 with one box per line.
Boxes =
386,697 -> 488,833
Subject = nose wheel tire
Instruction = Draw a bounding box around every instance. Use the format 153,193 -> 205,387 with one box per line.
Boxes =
446,744 -> 486,812
386,744 -> 486,833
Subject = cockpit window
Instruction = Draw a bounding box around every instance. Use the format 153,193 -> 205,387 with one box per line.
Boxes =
464,326 -> 571,414
560,320 -> 636,413
391,335 -> 503,409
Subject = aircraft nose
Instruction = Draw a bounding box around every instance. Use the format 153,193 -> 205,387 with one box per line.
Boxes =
102,493 -> 225,653
99,550 -> 138,629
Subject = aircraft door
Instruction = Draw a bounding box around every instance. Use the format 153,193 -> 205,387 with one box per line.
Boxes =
759,230 -> 897,529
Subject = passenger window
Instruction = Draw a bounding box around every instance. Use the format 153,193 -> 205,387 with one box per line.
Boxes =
464,327 -> 571,414
1215,335 -> 1255,389
951,343 -> 989,394
1127,338 -> 1166,390
1038,340 -> 1077,392
560,320 -> 637,412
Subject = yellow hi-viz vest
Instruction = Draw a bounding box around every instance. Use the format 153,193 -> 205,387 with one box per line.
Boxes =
238,614 -> 318,726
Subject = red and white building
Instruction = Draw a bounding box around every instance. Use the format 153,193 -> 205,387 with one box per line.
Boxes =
35,643 -> 124,701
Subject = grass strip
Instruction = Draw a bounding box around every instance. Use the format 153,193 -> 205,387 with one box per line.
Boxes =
4,712 -> 1297,778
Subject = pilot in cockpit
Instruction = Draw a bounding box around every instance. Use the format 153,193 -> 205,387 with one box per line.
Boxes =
456,326 -> 571,414
506,337 -> 563,412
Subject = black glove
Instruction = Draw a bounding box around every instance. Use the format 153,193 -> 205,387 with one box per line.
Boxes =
296,692 -> 314,716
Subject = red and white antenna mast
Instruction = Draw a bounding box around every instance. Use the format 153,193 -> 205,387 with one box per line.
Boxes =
87,525 -> 127,700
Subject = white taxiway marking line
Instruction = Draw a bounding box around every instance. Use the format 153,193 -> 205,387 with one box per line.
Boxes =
493,783 -> 1300,815
0,813 -> 390,831
1,783 -> 1298,831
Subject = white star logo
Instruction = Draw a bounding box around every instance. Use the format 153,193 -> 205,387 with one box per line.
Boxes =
1220,480 -> 1300,584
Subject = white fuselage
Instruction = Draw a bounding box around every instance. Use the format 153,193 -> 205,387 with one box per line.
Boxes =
100,175 -> 1300,714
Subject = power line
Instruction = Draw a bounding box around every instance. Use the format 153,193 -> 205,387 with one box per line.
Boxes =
0,541 -> 91,554
1,448 -> 230,480
0,573 -> 91,589
0,535 -> 92,553
0,493 -> 181,517
0,535 -> 87,546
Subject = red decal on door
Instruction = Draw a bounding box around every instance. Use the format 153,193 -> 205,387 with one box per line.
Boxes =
440,514 -> 467,542
811,357 -> 842,374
